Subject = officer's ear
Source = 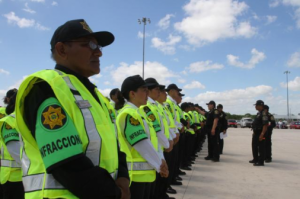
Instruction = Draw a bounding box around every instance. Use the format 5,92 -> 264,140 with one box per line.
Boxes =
55,42 -> 68,59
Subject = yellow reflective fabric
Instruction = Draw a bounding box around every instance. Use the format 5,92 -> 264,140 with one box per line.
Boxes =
0,107 -> 6,119
183,112 -> 195,135
116,104 -> 157,184
156,103 -> 170,139
165,99 -> 181,124
15,70 -> 118,199
0,114 -> 22,184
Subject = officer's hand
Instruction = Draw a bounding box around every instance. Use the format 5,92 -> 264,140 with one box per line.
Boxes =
164,140 -> 173,152
211,129 -> 215,135
259,134 -> 264,141
223,130 -> 226,134
115,177 -> 130,199
160,160 -> 169,178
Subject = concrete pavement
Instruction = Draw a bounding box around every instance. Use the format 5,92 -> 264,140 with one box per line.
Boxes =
172,128 -> 300,199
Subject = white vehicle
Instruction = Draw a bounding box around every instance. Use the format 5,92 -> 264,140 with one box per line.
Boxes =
241,118 -> 253,128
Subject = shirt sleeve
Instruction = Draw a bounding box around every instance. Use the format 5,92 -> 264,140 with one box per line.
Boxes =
213,110 -> 220,119
124,114 -> 148,146
143,106 -> 161,132
1,123 -> 19,144
35,97 -> 84,172
262,112 -> 269,125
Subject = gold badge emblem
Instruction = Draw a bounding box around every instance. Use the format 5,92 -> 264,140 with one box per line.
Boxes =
0,113 -> 5,119
149,114 -> 155,122
5,123 -> 12,130
80,21 -> 93,33
42,105 -> 66,130
214,110 -> 219,114
129,116 -> 140,126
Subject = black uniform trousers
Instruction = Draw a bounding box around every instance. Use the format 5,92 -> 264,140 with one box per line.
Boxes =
130,182 -> 151,199
207,128 -> 220,160
265,130 -> 273,160
172,138 -> 180,181
1,181 -> 24,199
252,132 -> 266,163
162,150 -> 174,197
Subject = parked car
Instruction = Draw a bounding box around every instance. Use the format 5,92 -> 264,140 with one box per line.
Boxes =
236,120 -> 241,126
241,118 -> 253,128
276,122 -> 288,129
228,119 -> 238,128
289,121 -> 300,129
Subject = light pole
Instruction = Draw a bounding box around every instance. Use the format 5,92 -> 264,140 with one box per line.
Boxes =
284,71 -> 290,122
138,17 -> 150,79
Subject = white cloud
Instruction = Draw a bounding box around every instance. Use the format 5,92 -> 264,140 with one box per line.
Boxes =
280,76 -> 300,91
104,81 -> 110,85
111,61 -> 178,85
23,3 -> 36,14
103,64 -> 114,72
31,0 -> 45,2
178,78 -> 186,83
187,60 -> 224,73
266,15 -> 278,24
287,52 -> 300,67
183,85 -> 273,114
174,0 -> 257,46
183,81 -> 205,89
137,31 -> 150,39
151,34 -> 181,55
98,89 -> 112,98
52,1 -> 58,6
3,12 -> 49,30
3,12 -> 35,28
269,0 -> 280,7
281,0 -> 300,28
0,69 -> 10,75
36,23 -> 50,30
89,74 -> 102,84
158,14 -> 174,29
227,48 -> 266,69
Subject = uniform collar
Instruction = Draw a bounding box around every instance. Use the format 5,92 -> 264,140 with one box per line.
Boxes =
55,64 -> 97,89
126,101 -> 138,109
167,95 -> 176,103
148,96 -> 156,104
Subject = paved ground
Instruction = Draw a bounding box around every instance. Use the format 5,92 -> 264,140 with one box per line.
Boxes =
172,128 -> 300,199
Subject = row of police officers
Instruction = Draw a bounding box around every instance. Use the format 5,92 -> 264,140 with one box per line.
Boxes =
0,19 -> 214,199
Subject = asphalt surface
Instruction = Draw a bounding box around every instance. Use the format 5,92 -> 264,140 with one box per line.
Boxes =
172,128 -> 300,199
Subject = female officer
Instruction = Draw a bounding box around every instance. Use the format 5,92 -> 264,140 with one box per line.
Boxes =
0,89 -> 24,199
116,75 -> 168,199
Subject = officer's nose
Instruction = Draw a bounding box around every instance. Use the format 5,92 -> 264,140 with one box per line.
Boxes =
94,48 -> 102,57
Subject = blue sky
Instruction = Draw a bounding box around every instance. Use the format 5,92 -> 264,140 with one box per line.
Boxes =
0,0 -> 299,115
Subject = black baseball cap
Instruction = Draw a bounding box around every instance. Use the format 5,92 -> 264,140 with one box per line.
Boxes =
264,105 -> 269,110
144,78 -> 165,89
181,102 -> 190,110
50,19 -> 114,51
6,88 -> 17,98
179,93 -> 185,97
217,104 -> 223,108
121,75 -> 151,95
166,84 -> 182,92
254,100 -> 264,106
206,100 -> 216,107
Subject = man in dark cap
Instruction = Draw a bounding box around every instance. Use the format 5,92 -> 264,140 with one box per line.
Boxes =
263,105 -> 276,163
15,19 -> 129,198
250,100 -> 269,166
199,101 -> 220,162
217,104 -> 228,155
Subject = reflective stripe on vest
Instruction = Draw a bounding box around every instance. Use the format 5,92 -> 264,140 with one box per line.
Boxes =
55,70 -> 102,166
127,162 -> 153,171
1,159 -> 21,168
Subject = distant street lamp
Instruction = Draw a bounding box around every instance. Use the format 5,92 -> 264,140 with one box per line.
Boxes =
284,71 -> 290,122
138,17 -> 151,79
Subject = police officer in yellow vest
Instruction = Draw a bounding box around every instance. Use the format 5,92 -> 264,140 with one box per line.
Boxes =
0,89 -> 24,199
116,75 -> 168,199
15,19 -> 130,199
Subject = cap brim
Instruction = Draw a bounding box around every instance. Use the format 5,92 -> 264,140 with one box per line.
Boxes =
159,85 -> 166,90
90,31 -> 115,47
